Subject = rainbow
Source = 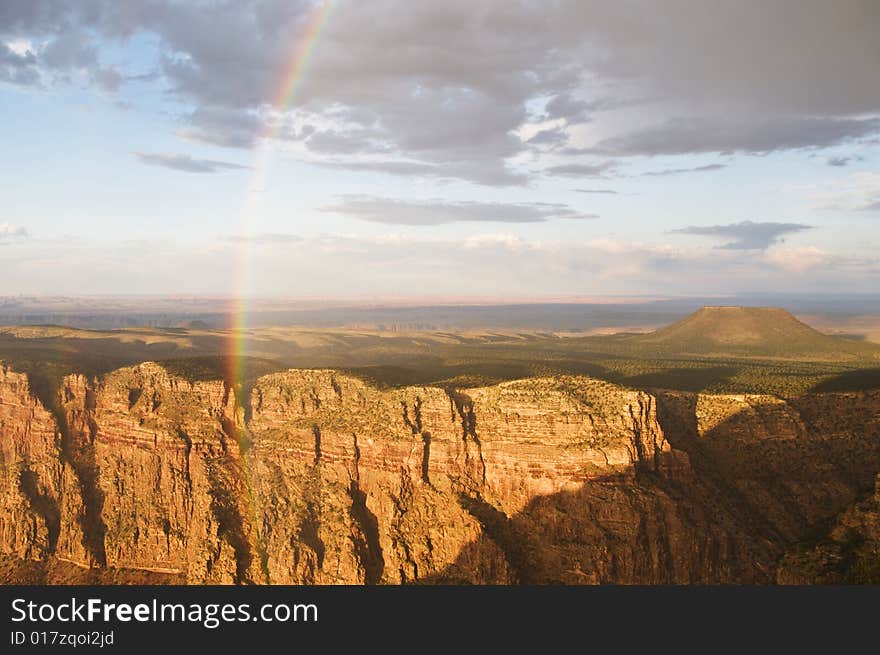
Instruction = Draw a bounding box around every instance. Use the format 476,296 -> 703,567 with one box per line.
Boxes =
229,0 -> 333,390
269,0 -> 334,135
223,3 -> 332,582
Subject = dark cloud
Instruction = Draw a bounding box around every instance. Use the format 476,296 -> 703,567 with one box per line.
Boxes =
316,159 -> 528,187
306,129 -> 391,155
826,155 -> 866,167
543,92 -> 593,124
143,1 -> 544,184
3,0 -> 880,182
178,106 -> 267,148
40,30 -> 98,70
0,1 -> 73,34
546,162 -> 613,178
323,196 -> 596,225
672,220 -> 812,250
567,1 -> 880,118
317,160 -> 439,177
0,42 -> 39,86
133,152 -> 249,174
19,24 -> 125,91
592,117 -> 880,157
526,126 -> 568,148
642,163 -> 726,177
828,156 -> 852,167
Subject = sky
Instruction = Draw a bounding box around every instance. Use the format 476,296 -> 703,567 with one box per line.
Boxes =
1,0 -> 879,299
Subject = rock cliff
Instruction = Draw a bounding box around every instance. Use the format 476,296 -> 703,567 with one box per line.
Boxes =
1,362 -> 879,584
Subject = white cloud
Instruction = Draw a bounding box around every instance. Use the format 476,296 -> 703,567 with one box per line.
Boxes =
1,232 -> 878,296
762,246 -> 829,273
0,224 -> 27,241
5,39 -> 34,57
462,234 -> 538,251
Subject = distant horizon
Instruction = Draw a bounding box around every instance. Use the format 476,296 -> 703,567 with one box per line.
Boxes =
4,291 -> 880,304
3,292 -> 880,338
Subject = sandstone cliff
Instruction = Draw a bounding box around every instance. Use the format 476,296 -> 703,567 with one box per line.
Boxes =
1,362 -> 879,584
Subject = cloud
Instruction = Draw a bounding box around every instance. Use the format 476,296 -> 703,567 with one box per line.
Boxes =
827,156 -> 853,167
526,126 -> 569,148
462,233 -> 537,251
575,188 -> 617,194
133,152 -> 249,174
762,245 -> 829,274
317,159 -> 439,176
316,159 -> 529,187
543,92 -> 594,124
3,231 -> 878,296
178,107 -> 269,148
0,223 -> 27,244
0,41 -> 39,86
545,162 -> 614,178
31,26 -> 127,91
642,163 -> 726,177
224,233 -> 303,244
591,117 -> 880,157
672,220 -> 812,250
322,196 -> 597,225
306,129 -> 391,155
5,1 -> 880,184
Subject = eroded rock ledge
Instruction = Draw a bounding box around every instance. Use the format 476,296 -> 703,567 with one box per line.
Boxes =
2,362 -> 879,584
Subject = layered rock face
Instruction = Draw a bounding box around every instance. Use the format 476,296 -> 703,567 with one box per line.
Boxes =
1,362 -> 879,584
0,367 -> 63,561
1,364 -> 244,582
248,372 -> 693,584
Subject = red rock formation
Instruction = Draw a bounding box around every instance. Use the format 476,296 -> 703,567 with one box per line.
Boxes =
0,366 -> 63,560
1,362 -> 879,584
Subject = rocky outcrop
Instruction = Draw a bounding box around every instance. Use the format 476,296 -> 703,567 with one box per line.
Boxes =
1,364 -> 253,582
1,362 -> 879,584
247,372 -> 686,584
777,474 -> 880,584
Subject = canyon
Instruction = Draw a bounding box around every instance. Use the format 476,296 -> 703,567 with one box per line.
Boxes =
2,360 -> 879,584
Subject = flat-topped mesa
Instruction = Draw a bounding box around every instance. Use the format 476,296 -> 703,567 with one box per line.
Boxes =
631,305 -> 880,360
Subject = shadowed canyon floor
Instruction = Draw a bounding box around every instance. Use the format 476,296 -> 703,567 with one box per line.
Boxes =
1,307 -> 879,584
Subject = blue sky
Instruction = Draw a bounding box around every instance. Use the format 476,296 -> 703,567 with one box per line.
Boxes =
1,1 -> 879,298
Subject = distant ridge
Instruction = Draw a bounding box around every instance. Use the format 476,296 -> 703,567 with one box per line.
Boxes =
628,306 -> 880,360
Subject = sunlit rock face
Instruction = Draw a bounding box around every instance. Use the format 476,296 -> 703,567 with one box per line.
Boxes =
2,362 -> 879,584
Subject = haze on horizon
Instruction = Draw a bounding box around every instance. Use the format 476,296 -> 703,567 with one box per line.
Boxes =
2,1 -> 879,299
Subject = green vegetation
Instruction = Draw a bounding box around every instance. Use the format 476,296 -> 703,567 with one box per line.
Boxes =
1,307 -> 878,397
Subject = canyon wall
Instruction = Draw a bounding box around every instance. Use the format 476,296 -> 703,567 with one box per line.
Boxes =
1,362 -> 879,584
